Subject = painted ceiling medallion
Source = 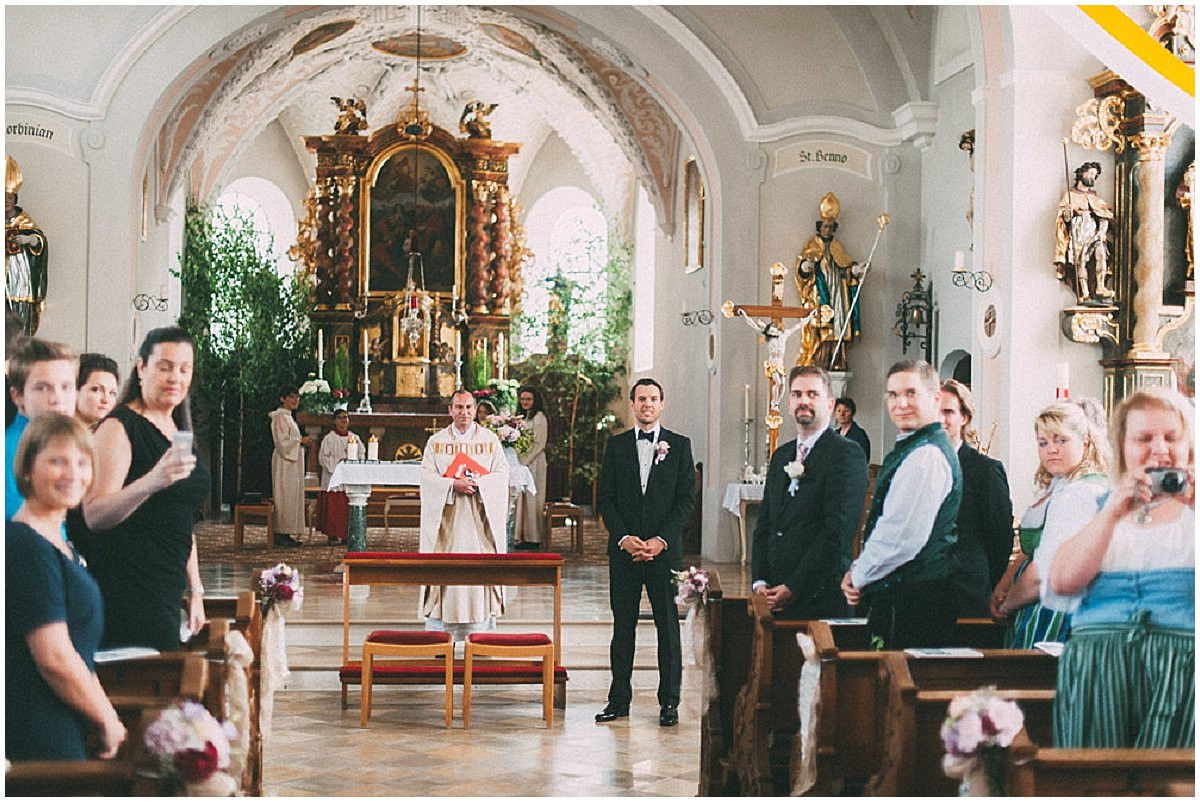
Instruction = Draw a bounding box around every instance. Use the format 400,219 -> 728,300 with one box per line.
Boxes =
292,20 -> 356,56
371,33 -> 467,60
479,23 -> 544,63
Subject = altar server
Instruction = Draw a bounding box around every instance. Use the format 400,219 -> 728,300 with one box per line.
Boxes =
419,388 -> 510,640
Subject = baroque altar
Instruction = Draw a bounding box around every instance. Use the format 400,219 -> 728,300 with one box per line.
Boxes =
295,93 -> 522,410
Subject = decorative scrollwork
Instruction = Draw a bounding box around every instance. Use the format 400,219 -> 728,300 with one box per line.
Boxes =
1070,95 -> 1127,153
1061,308 -> 1119,345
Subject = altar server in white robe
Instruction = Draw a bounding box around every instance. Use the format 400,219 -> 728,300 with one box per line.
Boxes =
419,388 -> 510,639
269,385 -> 311,548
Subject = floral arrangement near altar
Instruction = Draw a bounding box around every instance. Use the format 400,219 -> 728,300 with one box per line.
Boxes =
482,412 -> 534,455
258,562 -> 303,615
144,701 -> 239,795
298,375 -> 333,413
672,565 -> 710,605
941,687 -> 1024,795
474,378 -> 520,412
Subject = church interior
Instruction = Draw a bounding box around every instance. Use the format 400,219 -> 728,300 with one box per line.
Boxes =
5,4 -> 1195,797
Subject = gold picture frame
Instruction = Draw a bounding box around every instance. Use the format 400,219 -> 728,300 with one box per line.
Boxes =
683,157 -> 705,274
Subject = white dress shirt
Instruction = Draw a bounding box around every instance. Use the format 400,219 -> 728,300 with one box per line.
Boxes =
635,423 -> 661,493
849,434 -> 952,589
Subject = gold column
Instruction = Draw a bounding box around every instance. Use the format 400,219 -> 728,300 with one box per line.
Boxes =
1128,131 -> 1172,356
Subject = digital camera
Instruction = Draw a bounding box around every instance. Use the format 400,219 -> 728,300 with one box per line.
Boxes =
1146,467 -> 1190,496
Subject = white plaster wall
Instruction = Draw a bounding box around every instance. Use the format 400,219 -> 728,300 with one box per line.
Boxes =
223,118 -> 311,215
973,6 -> 1109,510
516,130 -> 602,214
4,134 -> 90,351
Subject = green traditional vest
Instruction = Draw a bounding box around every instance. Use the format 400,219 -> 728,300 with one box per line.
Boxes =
861,421 -> 962,593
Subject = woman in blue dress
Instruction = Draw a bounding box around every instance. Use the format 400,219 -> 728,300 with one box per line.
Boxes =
1048,387 -> 1194,748
990,399 -> 1108,647
6,413 -> 126,760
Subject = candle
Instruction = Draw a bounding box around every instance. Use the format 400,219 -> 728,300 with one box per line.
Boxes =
1057,363 -> 1070,399
366,435 -> 380,462
953,250 -> 966,272
682,298 -> 688,315
317,328 -> 324,368
452,283 -> 458,302
363,329 -> 369,361
744,384 -> 750,419
346,437 -> 359,461
159,283 -> 166,300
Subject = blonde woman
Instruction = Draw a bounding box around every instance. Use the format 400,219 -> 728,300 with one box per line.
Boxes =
990,399 -> 1109,648
1049,388 -> 1194,747
7,414 -> 126,760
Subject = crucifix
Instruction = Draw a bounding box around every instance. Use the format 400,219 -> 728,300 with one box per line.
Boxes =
722,261 -> 830,457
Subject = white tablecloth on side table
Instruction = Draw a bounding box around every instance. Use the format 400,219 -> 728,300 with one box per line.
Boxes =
723,482 -> 765,565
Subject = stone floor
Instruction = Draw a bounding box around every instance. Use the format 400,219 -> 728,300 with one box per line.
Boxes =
198,534 -> 752,797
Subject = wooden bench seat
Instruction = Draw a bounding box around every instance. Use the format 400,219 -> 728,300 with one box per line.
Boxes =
1005,730 -> 1195,795
340,551 -> 568,709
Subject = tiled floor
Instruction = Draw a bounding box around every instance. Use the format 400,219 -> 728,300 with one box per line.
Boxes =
200,545 -> 752,797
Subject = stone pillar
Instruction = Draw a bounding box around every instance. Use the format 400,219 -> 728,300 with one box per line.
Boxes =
1128,131 -> 1172,356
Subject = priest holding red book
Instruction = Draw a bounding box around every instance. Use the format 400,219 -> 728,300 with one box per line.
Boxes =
419,388 -> 511,640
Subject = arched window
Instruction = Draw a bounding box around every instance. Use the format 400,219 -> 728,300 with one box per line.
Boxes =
516,186 -> 609,360
214,176 -> 297,278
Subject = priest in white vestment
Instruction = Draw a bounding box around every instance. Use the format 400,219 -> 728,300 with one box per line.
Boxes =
419,389 -> 510,639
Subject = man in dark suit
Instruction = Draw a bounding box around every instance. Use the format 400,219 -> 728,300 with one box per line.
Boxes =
939,380 -> 1014,615
596,377 -> 695,727
834,396 -> 871,463
753,366 -> 869,618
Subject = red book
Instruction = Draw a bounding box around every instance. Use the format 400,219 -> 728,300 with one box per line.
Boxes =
443,451 -> 488,479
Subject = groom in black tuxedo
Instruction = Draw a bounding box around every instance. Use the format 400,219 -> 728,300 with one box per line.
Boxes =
596,378 -> 695,727
752,366 -> 868,619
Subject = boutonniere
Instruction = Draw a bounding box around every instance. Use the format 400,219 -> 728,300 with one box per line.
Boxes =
654,439 -> 670,465
785,459 -> 805,495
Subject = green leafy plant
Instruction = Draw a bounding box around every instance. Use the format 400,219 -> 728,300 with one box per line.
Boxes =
510,227 -> 632,503
174,202 -> 314,503
330,343 -> 351,393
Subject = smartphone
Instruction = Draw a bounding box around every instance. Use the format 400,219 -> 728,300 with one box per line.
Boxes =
172,430 -> 194,455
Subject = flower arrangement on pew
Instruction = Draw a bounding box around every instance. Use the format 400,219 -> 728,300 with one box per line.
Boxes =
259,562 -> 303,616
941,687 -> 1025,796
481,412 -> 534,456
144,700 -> 239,796
673,566 -> 716,700
672,565 -> 710,605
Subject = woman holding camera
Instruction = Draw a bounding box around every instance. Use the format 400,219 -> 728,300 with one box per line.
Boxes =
84,327 -> 209,652
1048,387 -> 1194,748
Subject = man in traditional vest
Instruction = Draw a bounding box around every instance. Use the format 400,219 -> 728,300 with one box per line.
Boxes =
841,359 -> 962,648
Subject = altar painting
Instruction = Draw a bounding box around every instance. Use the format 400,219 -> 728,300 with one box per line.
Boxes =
366,145 -> 462,294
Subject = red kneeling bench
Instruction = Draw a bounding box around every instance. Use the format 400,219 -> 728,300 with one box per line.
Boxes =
339,552 -> 568,711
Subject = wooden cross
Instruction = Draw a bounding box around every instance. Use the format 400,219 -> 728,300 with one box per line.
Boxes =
722,261 -> 824,457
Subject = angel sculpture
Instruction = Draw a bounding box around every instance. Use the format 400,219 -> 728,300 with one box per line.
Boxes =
459,101 -> 499,140
331,97 -> 367,135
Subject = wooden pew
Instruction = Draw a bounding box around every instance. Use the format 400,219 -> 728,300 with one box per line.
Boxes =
726,605 -> 1007,796
697,572 -> 755,796
4,760 -> 147,796
339,552 -> 568,708
865,649 -> 1058,795
1005,730 -> 1195,795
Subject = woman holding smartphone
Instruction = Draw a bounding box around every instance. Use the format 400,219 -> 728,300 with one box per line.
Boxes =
84,327 -> 209,651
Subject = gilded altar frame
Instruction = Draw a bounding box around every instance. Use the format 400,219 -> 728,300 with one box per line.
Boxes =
359,140 -> 466,298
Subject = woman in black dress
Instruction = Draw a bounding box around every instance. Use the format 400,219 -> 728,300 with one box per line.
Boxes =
6,414 -> 126,760
84,327 -> 209,651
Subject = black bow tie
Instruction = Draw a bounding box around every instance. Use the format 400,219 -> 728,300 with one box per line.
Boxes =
637,430 -> 655,442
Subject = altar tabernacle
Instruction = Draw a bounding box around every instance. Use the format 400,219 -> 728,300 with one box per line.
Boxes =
419,390 -> 510,639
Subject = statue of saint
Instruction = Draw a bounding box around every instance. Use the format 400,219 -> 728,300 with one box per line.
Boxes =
794,192 -> 865,369
5,157 -> 48,336
1054,161 -> 1115,305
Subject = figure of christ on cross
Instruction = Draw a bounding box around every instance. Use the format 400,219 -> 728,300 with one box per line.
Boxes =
723,261 -> 831,456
